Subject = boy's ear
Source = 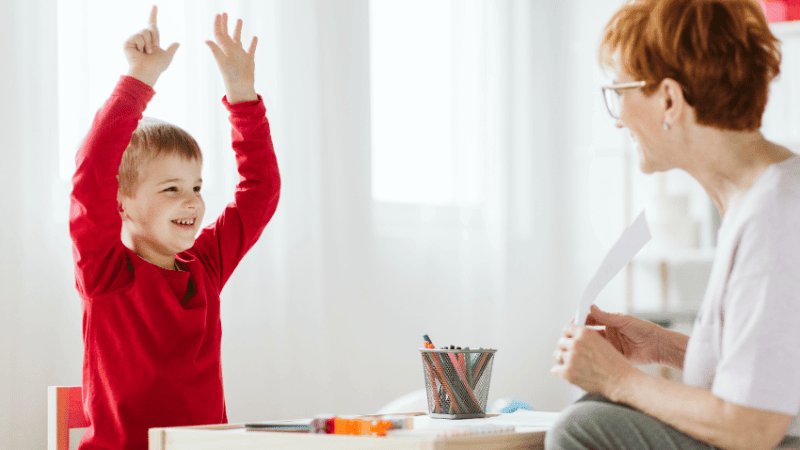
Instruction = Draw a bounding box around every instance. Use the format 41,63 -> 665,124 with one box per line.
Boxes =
116,192 -> 126,215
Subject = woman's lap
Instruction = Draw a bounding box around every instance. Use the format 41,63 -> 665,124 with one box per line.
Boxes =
544,394 -> 719,450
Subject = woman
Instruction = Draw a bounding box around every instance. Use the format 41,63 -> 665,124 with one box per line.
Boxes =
547,1 -> 800,449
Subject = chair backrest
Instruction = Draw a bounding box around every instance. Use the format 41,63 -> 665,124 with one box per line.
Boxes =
48,386 -> 89,450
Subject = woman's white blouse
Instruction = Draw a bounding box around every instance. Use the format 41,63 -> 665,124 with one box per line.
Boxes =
683,155 -> 800,435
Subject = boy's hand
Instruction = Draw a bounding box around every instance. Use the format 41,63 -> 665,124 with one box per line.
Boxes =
206,13 -> 258,104
125,6 -> 180,88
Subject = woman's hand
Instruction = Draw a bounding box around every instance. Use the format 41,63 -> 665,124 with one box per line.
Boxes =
125,6 -> 180,88
551,323 -> 634,398
586,304 -> 663,365
206,13 -> 258,104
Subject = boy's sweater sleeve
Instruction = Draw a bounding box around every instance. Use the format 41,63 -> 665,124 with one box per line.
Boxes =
191,95 -> 281,291
69,76 -> 154,298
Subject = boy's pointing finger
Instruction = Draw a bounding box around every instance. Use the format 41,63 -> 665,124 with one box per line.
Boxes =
147,6 -> 160,48
149,5 -> 158,28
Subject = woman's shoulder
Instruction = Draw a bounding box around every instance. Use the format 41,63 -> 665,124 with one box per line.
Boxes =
738,155 -> 800,220
752,156 -> 800,224
727,158 -> 800,273
771,153 -> 800,198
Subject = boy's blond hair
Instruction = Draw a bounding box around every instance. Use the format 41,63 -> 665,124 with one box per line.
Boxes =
118,117 -> 203,197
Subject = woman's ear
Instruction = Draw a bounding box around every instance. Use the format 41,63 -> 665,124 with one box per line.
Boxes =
660,78 -> 686,128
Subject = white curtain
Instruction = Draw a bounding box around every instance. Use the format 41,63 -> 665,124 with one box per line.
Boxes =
1,1 -> 82,449
1,0 -> 632,448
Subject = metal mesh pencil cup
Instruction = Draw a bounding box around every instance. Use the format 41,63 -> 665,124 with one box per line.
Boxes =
420,348 -> 497,419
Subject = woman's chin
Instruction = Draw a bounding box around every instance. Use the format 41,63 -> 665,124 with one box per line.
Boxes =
637,155 -> 661,174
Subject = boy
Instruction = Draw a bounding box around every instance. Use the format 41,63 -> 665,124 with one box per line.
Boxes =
69,7 -> 280,450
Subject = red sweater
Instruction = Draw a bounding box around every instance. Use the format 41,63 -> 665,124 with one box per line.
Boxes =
69,76 -> 280,450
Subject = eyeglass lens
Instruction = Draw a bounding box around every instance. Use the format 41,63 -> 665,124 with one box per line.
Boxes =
603,88 -> 620,119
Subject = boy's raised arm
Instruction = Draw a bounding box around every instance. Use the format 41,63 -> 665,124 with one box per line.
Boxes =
205,13 -> 258,104
125,5 -> 180,88
191,14 -> 280,290
71,6 -> 179,296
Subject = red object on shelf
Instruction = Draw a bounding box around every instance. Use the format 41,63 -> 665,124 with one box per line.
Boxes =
789,1 -> 800,21
759,0 -> 788,23
761,0 -> 800,23
761,0 -> 787,23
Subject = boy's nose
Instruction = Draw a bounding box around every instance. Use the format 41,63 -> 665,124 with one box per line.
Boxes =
183,193 -> 201,208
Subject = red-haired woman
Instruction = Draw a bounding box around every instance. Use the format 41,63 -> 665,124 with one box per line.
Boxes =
548,1 -> 800,449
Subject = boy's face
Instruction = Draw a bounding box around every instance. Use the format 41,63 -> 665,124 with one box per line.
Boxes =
119,152 -> 205,268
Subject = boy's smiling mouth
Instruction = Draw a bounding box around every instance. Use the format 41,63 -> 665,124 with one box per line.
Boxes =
172,218 -> 196,227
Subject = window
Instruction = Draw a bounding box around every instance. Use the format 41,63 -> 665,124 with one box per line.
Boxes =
369,0 -> 487,206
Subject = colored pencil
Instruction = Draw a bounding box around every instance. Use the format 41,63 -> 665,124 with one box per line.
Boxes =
430,352 -> 467,414
448,352 -> 482,412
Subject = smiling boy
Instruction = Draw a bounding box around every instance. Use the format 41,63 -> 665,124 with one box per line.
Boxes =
69,7 -> 280,450
117,118 -> 206,270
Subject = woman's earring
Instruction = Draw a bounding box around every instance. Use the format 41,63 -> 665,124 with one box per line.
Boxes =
662,122 -> 671,131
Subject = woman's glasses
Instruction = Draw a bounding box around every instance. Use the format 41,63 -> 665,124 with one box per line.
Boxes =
601,81 -> 645,119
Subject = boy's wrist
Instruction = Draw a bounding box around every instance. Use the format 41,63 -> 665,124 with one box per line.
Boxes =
127,67 -> 161,88
225,82 -> 258,104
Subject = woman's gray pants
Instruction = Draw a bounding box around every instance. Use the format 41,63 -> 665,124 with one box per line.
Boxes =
545,394 -> 800,450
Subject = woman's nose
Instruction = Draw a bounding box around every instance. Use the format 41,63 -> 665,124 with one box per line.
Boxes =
615,118 -> 624,129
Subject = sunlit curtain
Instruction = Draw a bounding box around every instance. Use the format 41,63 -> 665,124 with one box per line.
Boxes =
0,1 -> 76,449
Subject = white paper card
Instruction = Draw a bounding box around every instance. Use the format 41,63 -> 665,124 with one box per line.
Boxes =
574,210 -> 651,326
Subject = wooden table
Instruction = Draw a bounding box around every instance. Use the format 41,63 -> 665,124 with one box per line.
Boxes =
149,411 -> 559,450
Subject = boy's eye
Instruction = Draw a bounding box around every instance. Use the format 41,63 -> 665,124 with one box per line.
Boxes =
194,186 -> 202,193
163,187 -> 178,192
